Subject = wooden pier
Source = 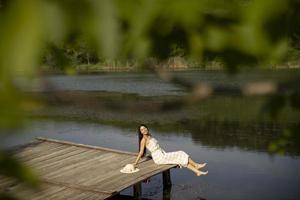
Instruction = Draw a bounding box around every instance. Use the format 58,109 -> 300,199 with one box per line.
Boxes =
0,137 -> 176,199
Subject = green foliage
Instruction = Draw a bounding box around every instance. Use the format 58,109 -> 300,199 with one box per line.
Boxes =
0,193 -> 18,200
0,150 -> 40,199
42,39 -> 99,70
264,92 -> 300,154
0,0 -> 299,66
0,152 -> 40,187
37,0 -> 300,71
0,85 -> 24,129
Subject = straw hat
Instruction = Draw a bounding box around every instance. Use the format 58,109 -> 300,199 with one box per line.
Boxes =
120,164 -> 140,174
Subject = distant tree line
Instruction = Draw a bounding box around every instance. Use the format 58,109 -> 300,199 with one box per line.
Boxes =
33,0 -> 300,70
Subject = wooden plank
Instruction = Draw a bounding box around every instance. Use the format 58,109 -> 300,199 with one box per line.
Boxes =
16,143 -> 66,161
38,184 -> 109,200
9,140 -> 43,154
75,155 -> 135,186
2,181 -> 110,200
116,166 -> 174,192
83,155 -> 153,187
97,161 -> 175,192
49,152 -> 120,183
29,148 -> 96,173
2,138 -> 177,200
78,153 -> 132,174
66,192 -> 91,200
46,151 -> 113,174
3,182 -> 66,200
36,137 -> 138,156
32,183 -> 68,200
3,183 -> 39,199
47,187 -> 88,200
42,179 -> 114,195
0,176 -> 14,188
92,160 -> 159,191
75,160 -> 135,187
42,152 -> 116,180
56,155 -> 116,180
36,151 -> 105,179
25,145 -> 90,166
16,142 -> 64,157
41,183 -> 110,200
23,146 -> 83,165
81,193 -> 107,200
46,187 -> 74,200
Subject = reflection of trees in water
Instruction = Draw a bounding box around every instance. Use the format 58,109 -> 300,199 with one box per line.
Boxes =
184,120 -> 300,155
29,90 -> 300,155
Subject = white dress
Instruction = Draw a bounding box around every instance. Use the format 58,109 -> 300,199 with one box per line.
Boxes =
146,137 -> 189,168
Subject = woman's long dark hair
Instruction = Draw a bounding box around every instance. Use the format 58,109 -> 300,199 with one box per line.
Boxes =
138,124 -> 149,157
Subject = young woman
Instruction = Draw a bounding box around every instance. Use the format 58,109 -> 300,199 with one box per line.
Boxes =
134,124 -> 208,176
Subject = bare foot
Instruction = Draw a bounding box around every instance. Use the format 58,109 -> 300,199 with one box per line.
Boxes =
196,163 -> 207,169
196,170 -> 208,176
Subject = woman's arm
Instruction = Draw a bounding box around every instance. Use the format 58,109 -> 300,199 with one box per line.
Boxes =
134,138 -> 146,166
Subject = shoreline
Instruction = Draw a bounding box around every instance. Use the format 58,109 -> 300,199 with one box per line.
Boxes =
38,64 -> 300,75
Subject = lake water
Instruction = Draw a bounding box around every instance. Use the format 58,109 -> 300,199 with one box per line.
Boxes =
2,70 -> 300,199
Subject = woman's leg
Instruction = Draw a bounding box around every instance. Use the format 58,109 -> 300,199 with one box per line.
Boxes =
187,164 -> 208,176
188,158 -> 207,169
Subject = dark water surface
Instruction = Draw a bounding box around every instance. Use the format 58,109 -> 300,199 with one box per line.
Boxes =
2,70 -> 300,199
1,120 -> 300,200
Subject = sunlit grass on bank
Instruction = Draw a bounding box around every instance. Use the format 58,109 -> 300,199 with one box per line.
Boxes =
40,47 -> 300,74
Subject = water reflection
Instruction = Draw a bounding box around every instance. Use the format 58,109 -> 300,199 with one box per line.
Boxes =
184,120 -> 299,155
1,120 -> 300,200
163,184 -> 171,200
28,89 -> 300,155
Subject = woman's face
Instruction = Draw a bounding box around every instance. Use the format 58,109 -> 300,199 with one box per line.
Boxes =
140,126 -> 148,135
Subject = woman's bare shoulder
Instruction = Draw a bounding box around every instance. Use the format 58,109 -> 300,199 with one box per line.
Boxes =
145,136 -> 152,145
140,137 -> 147,145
